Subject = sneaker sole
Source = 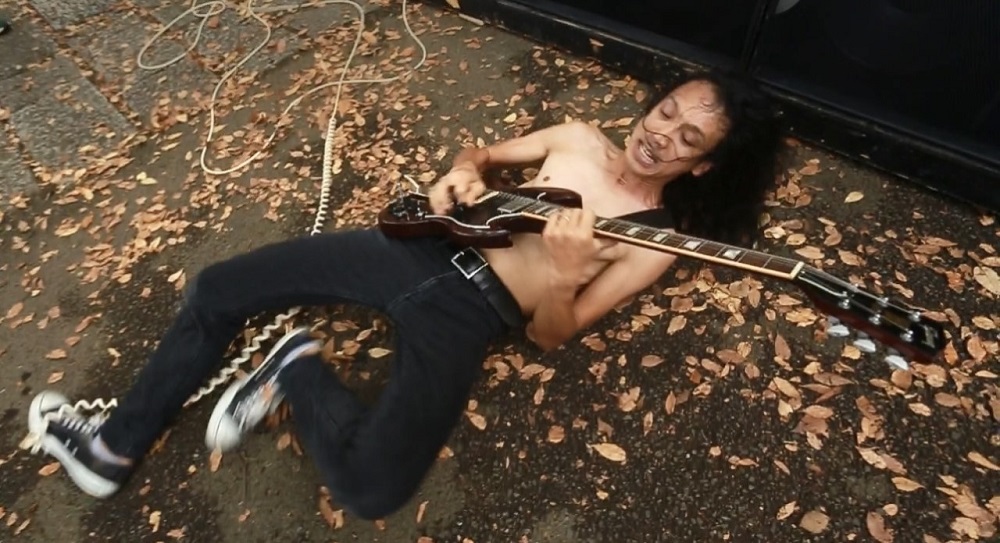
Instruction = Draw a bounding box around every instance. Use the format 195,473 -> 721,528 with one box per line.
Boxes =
28,391 -> 120,499
204,328 -> 306,452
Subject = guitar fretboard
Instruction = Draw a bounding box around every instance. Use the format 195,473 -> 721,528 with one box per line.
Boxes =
488,190 -> 803,279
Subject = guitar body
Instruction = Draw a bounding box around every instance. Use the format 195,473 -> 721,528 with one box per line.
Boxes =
378,186 -> 582,248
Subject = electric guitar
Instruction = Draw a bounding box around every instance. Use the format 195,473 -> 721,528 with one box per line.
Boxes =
378,183 -> 947,369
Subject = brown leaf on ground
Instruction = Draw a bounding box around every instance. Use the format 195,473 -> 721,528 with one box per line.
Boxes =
38,462 -> 61,476
318,495 -> 344,529
641,355 -> 664,368
802,405 -> 834,419
866,511 -> 894,542
547,425 -> 565,444
973,266 -> 1000,295
666,315 -> 687,334
209,448 -> 222,472
45,349 -> 68,360
799,510 -> 830,534
465,411 -> 487,430
892,477 -> 923,492
777,501 -> 797,520
774,334 -> 791,359
968,451 -> 1000,471
664,391 -> 677,414
416,500 -> 429,524
591,443 -> 627,463
772,377 -> 801,399
368,347 -> 392,358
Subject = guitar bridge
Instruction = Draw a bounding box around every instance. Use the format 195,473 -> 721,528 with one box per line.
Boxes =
389,197 -> 425,220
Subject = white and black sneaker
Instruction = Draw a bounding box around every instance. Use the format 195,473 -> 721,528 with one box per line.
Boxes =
205,327 -> 319,452
27,391 -> 132,498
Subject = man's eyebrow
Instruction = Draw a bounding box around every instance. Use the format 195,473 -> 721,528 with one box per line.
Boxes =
668,96 -> 707,143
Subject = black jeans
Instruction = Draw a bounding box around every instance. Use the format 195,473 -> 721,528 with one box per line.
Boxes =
98,229 -> 518,519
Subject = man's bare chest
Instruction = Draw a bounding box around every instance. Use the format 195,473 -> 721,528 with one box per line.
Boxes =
527,154 -> 644,219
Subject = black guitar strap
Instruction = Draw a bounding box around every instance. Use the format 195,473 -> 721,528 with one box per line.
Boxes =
614,208 -> 677,230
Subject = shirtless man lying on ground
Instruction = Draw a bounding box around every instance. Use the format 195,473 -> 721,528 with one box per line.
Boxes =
28,69 -> 783,519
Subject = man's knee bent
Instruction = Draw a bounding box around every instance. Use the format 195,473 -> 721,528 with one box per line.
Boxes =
180,263 -> 241,323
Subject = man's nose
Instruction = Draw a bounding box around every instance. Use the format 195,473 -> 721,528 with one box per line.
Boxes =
646,128 -> 671,149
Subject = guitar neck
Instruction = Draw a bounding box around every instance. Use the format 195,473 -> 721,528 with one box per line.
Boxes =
484,189 -> 805,280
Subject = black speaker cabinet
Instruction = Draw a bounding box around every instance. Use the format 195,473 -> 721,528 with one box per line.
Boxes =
754,0 -> 1000,184
431,0 -> 1000,212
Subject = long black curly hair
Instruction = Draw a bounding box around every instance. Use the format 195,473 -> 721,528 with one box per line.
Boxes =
645,69 -> 785,246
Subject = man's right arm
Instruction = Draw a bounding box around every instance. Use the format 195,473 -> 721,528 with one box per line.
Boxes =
452,121 -> 589,174
429,121 -> 590,214
428,122 -> 593,214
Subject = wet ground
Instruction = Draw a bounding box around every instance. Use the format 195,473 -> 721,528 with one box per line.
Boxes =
1,1 -> 998,542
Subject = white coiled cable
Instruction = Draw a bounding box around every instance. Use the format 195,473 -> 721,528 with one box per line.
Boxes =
20,0 -> 428,451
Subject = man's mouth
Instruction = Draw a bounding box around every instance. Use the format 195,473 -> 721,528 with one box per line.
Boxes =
637,140 -> 660,165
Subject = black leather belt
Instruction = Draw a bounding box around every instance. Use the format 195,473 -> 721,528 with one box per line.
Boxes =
450,247 -> 524,329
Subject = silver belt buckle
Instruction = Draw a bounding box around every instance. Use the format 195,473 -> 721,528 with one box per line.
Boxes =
451,248 -> 488,280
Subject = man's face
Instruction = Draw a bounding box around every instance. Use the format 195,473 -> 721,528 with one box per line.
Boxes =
625,80 -> 729,178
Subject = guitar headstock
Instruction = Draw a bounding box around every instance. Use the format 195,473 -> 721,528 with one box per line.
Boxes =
793,266 -> 947,368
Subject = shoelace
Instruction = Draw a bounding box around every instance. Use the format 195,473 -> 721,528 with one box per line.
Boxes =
59,414 -> 99,437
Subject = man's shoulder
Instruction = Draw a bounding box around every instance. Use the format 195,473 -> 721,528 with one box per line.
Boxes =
543,121 -> 605,152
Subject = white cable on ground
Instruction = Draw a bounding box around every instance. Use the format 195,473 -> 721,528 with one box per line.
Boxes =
20,0 -> 428,450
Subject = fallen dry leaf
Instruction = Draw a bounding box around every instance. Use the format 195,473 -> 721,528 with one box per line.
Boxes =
866,511 -> 894,542
802,405 -> 834,419
591,442 -> 627,463
664,391 -> 677,414
967,451 -> 1000,471
777,500 -> 798,520
800,510 -> 830,534
465,411 -> 487,430
973,266 -> 1000,295
38,461 -> 61,476
547,425 -> 565,444
772,377 -> 801,399
891,477 -> 923,492
641,354 -> 664,368
45,349 -> 68,360
666,315 -> 687,334
368,347 -> 392,359
845,191 -> 865,203
318,496 -> 344,529
209,448 -> 222,472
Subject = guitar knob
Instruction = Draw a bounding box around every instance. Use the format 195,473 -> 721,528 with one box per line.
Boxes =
853,338 -> 877,353
827,324 -> 850,338
884,354 -> 910,371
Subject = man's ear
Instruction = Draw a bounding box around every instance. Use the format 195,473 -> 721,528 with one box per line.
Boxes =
692,161 -> 714,177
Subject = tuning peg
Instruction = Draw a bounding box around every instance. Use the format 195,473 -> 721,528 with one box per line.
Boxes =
825,317 -> 850,337
853,337 -> 877,353
827,324 -> 850,338
884,351 -> 910,371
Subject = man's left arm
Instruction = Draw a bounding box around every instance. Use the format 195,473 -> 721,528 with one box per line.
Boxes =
528,246 -> 677,351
